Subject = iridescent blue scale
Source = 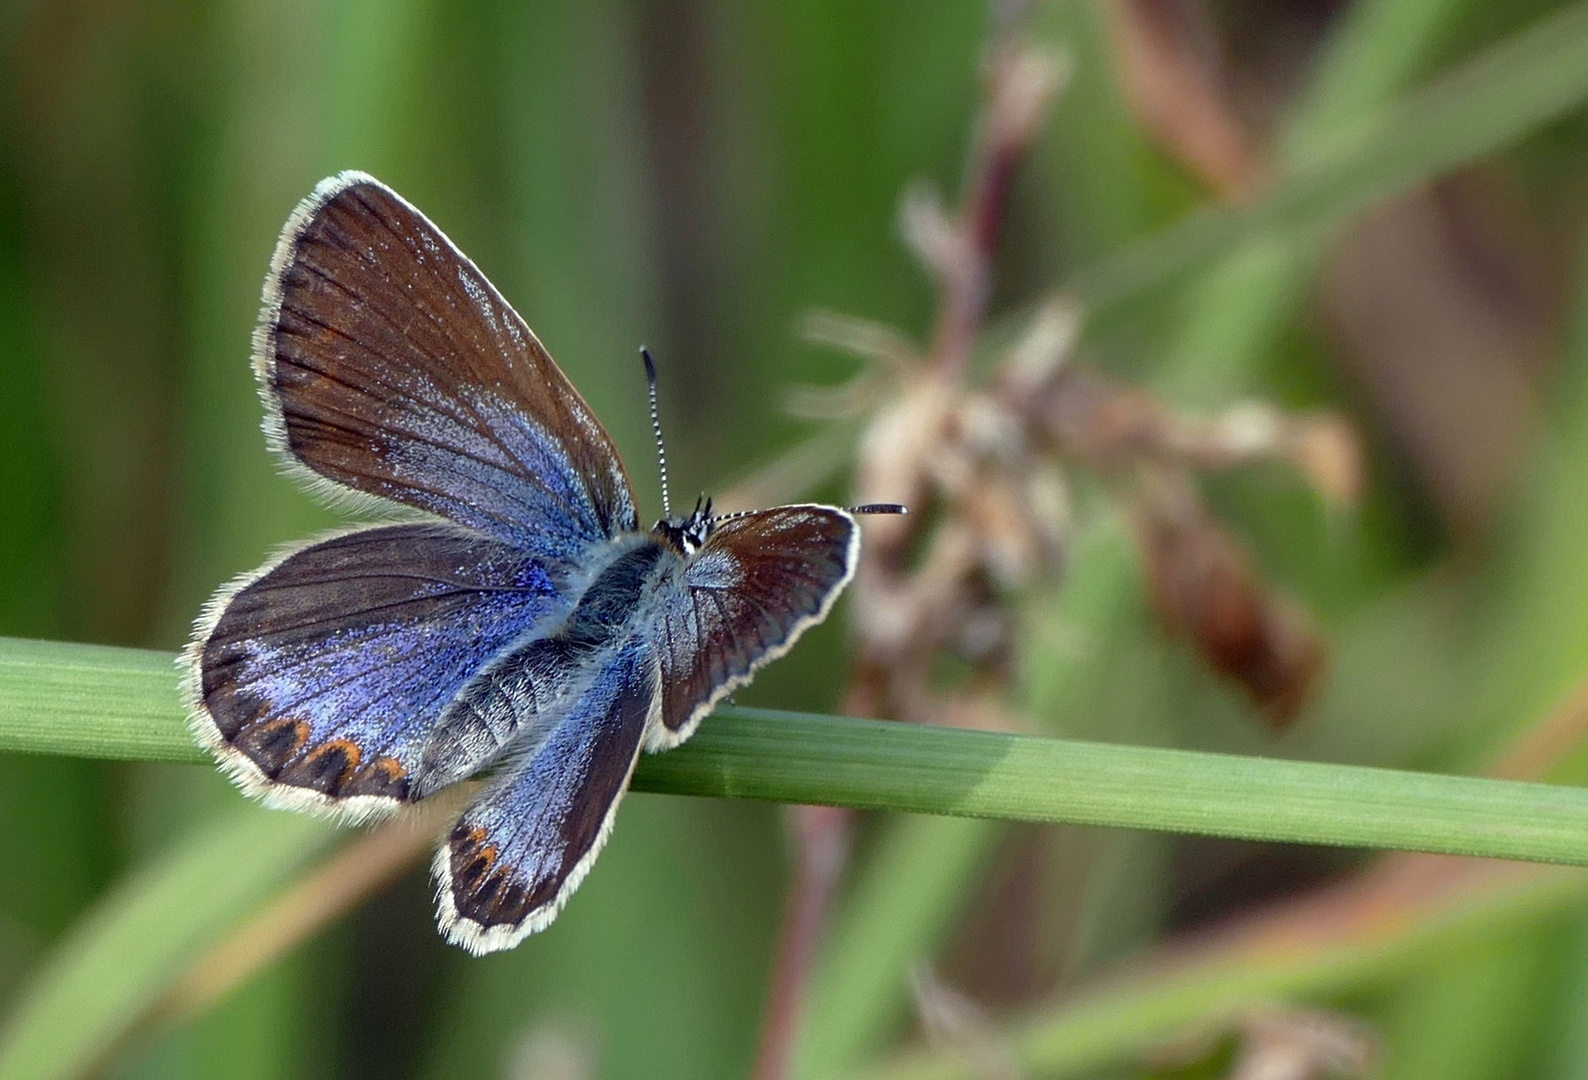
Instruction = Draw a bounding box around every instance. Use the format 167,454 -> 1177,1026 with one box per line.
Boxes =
185,173 -> 869,954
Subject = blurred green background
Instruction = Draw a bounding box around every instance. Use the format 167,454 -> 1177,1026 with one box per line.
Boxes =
10,0 -> 1588,1077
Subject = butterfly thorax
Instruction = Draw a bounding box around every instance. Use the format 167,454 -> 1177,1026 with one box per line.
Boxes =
652,495 -> 714,557
562,541 -> 670,649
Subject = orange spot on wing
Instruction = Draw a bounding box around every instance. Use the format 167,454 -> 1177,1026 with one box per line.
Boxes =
234,717 -> 312,775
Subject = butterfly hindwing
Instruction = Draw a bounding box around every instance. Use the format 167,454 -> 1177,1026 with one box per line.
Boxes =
436,637 -> 658,955
260,171 -> 638,555
651,505 -> 857,745
188,523 -> 570,819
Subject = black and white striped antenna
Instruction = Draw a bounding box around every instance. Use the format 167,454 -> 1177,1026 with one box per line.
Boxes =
707,503 -> 907,524
640,347 -> 672,518
642,346 -> 907,523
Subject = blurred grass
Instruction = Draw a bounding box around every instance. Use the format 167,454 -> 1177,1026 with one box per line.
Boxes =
798,0 -> 1564,1074
858,863 -> 1588,1080
838,207 -> 1588,1068
7,2 -> 1588,1080
0,806 -> 337,1080
1071,0 -> 1588,322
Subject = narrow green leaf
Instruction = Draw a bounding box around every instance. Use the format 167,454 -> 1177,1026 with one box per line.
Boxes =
0,638 -> 199,763
8,636 -> 1588,867
1071,1 -> 1588,315
0,808 -> 337,1080
648,708 -> 1588,864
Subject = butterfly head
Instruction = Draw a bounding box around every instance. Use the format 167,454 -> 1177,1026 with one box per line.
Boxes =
654,494 -> 714,556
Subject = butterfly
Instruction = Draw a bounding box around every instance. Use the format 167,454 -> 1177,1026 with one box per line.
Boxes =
183,172 -> 902,954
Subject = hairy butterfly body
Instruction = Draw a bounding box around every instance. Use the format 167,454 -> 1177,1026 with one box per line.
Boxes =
184,172 -> 889,954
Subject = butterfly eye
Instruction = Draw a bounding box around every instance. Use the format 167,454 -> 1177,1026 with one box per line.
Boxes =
651,513 -> 711,556
683,499 -> 716,554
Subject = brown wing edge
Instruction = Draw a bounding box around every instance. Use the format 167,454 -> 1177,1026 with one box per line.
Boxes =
252,171 -> 402,518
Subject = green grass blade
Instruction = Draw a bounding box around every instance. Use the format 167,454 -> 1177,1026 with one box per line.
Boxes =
8,636 -> 1588,866
0,638 -> 199,763
858,865 -> 1588,1080
1072,1 -> 1588,315
0,808 -> 337,1080
651,708 -> 1588,864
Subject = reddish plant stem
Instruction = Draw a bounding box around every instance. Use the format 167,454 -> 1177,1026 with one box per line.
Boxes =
752,804 -> 856,1080
930,49 -> 1049,380
927,100 -> 1009,379
752,669 -> 891,1079
749,41 -> 1059,1080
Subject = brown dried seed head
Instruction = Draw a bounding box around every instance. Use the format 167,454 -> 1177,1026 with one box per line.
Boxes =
1135,489 -> 1328,727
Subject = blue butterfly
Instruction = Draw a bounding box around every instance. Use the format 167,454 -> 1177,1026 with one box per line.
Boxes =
183,172 -> 901,954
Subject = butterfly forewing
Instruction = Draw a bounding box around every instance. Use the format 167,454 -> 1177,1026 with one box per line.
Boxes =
262,172 -> 638,553
190,524 -> 568,818
651,505 -> 857,744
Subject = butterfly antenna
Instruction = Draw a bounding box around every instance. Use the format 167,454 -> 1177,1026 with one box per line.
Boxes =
707,503 -> 907,525
640,347 -> 672,518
